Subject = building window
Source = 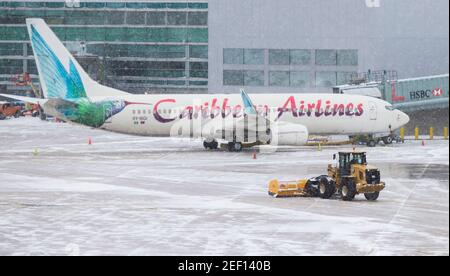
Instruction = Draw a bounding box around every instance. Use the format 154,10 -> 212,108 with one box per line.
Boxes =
244,49 -> 264,65
223,70 -> 243,86
244,70 -> 264,86
188,12 -> 208,26
126,12 -> 146,25
290,49 -> 311,65
146,12 -> 166,25
316,71 -> 337,87
337,50 -> 358,66
167,12 -> 187,25
190,45 -> 208,59
223,48 -> 243,65
290,71 -> 309,87
269,49 -> 289,65
269,71 -> 290,87
316,50 -> 337,66
337,72 -> 357,85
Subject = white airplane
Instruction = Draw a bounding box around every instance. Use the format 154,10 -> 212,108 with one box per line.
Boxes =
1,19 -> 410,151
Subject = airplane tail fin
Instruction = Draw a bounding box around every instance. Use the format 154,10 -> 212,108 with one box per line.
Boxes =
26,18 -> 128,100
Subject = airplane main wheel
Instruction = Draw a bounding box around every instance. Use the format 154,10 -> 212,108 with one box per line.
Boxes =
364,192 -> 380,201
367,139 -> 377,147
318,177 -> 335,199
228,142 -> 243,152
382,136 -> 393,145
340,180 -> 357,201
203,140 -> 219,150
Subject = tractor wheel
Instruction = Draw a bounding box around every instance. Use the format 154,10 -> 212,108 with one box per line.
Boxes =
0,114 -> 5,120
305,180 -> 319,197
364,192 -> 380,201
318,177 -> 335,199
340,179 -> 357,201
14,111 -> 21,118
382,136 -> 393,145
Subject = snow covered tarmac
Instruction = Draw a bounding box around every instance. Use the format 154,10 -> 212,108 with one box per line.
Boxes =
0,118 -> 448,256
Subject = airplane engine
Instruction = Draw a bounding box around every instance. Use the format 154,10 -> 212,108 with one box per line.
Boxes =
270,122 -> 309,146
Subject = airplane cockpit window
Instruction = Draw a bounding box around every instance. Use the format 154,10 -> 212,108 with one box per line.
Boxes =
385,105 -> 395,111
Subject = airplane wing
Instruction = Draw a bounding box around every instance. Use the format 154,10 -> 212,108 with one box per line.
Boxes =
0,93 -> 48,106
214,90 -> 271,143
212,89 -> 309,146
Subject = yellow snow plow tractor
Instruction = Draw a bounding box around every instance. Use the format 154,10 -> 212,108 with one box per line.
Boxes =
268,151 -> 385,201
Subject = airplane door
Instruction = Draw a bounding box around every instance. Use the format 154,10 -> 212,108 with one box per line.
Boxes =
369,102 -> 377,120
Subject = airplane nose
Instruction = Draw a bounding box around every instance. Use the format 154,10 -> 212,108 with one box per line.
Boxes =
398,110 -> 410,126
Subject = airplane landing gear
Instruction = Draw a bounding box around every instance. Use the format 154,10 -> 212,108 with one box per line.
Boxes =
227,142 -> 243,152
203,140 -> 219,150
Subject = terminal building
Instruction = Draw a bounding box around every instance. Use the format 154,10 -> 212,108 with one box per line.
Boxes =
0,0 -> 448,96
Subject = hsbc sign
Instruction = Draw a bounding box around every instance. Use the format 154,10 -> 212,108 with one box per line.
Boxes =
410,88 -> 446,100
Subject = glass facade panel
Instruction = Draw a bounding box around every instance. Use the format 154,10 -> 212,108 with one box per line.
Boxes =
167,12 -> 187,25
244,70 -> 264,86
187,28 -> 208,43
105,28 -> 126,42
244,49 -> 264,65
106,2 -> 126,9
85,2 -> 105,9
0,2 -> 208,91
0,26 -> 27,40
190,62 -> 208,78
290,49 -> 311,65
224,48 -> 243,64
316,71 -> 337,87
0,59 -> 22,74
223,70 -> 243,86
190,45 -> 208,59
316,50 -> 337,66
269,50 -> 289,65
127,28 -> 148,42
188,12 -> 208,25
85,27 -> 106,41
147,12 -> 166,25
337,50 -> 358,66
65,27 -> 86,41
269,71 -> 290,86
27,59 -> 38,74
84,12 -> 106,25
126,12 -> 146,25
0,42 -> 23,56
167,3 -> 188,9
106,11 -> 125,25
189,80 -> 208,86
46,2 -> 65,8
337,71 -> 357,85
290,71 -> 309,87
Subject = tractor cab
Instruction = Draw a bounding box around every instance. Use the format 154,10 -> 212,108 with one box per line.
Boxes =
333,151 -> 367,176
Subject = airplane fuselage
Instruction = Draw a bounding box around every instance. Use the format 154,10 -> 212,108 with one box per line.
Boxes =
81,93 -> 409,138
